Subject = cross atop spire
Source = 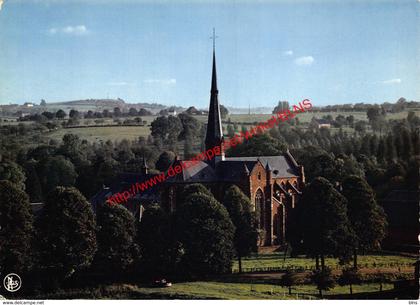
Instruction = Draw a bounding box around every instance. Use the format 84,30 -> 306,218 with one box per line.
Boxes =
205,28 -> 224,165
210,28 -> 218,52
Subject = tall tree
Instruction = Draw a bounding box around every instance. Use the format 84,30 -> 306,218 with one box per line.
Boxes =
92,203 -> 138,277
0,161 -> 26,190
338,267 -> 361,295
58,134 -> 87,166
177,183 -> 213,206
400,127 -> 413,160
272,101 -> 289,114
341,176 -> 387,268
311,267 -> 335,298
227,124 -> 235,138
35,187 -> 97,287
113,107 -> 122,117
220,104 -> 229,119
167,115 -> 183,149
37,155 -> 77,193
376,137 -> 387,162
222,185 -> 258,273
155,151 -> 176,172
24,160 -> 43,202
297,177 -> 355,270
137,204 -> 174,278
178,113 -> 201,140
303,153 -> 338,183
150,115 -> 182,146
183,136 -> 194,159
55,109 -> 66,119
0,180 -> 33,275
367,106 -> 386,133
227,134 -> 286,157
385,134 -> 397,161
175,192 -> 235,277
280,270 -> 300,295
128,107 -> 138,116
69,109 -> 80,119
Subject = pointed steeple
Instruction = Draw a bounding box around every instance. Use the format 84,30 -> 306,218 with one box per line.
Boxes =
205,28 -> 224,163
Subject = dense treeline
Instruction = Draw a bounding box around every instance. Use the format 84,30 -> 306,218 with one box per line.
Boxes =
0,181 -> 255,295
228,110 -> 420,199
0,103 -> 419,296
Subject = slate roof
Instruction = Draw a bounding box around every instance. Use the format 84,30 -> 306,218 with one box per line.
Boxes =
90,172 -> 161,210
224,156 -> 300,178
165,154 -> 300,184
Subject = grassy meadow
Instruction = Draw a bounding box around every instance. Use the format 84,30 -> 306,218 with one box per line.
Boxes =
37,281 -> 393,300
45,125 -> 151,142
232,252 -> 416,272
2,109 -> 420,144
31,251 -> 416,299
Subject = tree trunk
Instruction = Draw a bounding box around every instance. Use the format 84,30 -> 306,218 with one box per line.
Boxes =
320,254 -> 325,271
350,284 -> 353,295
288,287 -> 292,295
316,255 -> 320,270
353,248 -> 358,269
238,255 -> 242,273
380,282 -> 383,291
319,289 -> 323,298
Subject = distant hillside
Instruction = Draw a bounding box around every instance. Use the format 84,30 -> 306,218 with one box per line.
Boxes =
44,99 -> 167,113
51,98 -> 125,108
227,106 -> 274,114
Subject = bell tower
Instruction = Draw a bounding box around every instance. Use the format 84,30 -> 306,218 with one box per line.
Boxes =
204,28 -> 225,165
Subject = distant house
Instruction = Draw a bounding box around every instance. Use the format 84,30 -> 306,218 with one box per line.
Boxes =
167,107 -> 177,116
23,102 -> 34,108
20,112 -> 31,118
314,119 -> 331,129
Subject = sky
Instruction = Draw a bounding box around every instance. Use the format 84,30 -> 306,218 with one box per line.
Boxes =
0,0 -> 419,108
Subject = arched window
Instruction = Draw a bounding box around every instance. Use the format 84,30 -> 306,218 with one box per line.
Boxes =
255,189 -> 265,229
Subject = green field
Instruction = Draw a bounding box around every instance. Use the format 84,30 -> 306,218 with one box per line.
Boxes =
232,252 -> 417,272
3,109 -> 420,144
25,252 -> 416,299
45,125 -> 151,142
38,281 -> 393,300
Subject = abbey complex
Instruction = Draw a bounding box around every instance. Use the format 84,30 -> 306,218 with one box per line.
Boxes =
92,48 -> 305,246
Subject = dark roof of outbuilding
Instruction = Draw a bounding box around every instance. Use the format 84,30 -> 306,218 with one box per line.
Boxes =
90,172 -> 161,209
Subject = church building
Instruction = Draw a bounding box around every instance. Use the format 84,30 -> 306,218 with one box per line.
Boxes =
91,45 -> 305,247
162,46 -> 305,246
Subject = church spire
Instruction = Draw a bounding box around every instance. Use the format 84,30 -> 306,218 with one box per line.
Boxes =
205,28 -> 224,163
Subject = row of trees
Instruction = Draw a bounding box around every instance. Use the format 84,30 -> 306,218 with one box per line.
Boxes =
227,110 -> 419,199
18,107 -> 154,123
290,176 -> 387,270
300,97 -> 419,113
0,178 -> 258,295
151,113 -> 205,154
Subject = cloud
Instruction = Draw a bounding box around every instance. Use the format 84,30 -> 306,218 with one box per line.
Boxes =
48,25 -> 89,36
283,50 -> 293,56
0,0 -> 3,11
143,78 -> 176,85
294,56 -> 314,66
382,78 -> 401,85
107,82 -> 134,86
